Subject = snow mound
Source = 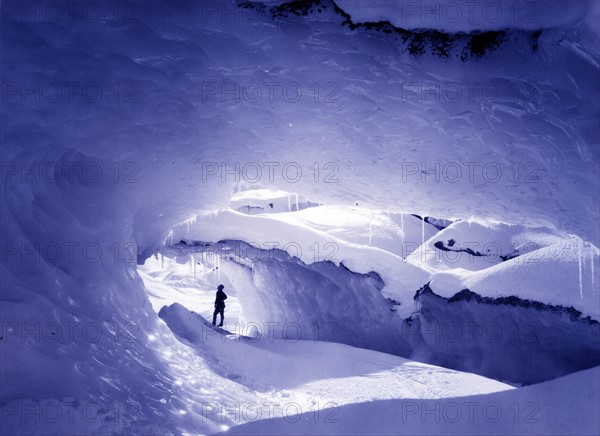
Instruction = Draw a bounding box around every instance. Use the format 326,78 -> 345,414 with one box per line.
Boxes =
219,365 -> 600,435
421,221 -> 600,320
158,302 -> 514,423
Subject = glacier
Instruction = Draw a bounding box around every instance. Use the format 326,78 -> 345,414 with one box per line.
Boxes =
1,0 -> 599,434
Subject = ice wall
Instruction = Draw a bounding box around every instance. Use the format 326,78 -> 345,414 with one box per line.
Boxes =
410,285 -> 600,384
0,155 -> 231,433
162,240 -> 412,355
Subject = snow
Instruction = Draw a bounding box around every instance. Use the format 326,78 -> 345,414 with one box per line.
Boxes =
164,207 -> 600,321
230,188 -> 317,214
157,302 -> 516,429
1,0 -> 599,434
139,254 -> 243,325
421,221 -> 600,320
153,238 -> 413,355
140,204 -> 599,386
265,204 -> 439,257
220,365 -> 600,435
167,208 -> 432,319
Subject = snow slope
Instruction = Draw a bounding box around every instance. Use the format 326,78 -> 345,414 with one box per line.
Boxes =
220,365 -> 600,435
158,302 -> 516,431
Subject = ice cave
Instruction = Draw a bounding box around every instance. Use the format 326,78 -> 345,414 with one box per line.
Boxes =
1,0 -> 599,435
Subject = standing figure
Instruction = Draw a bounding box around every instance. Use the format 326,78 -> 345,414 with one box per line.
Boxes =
212,284 -> 227,327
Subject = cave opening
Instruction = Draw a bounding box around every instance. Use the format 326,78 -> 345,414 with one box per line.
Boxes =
139,238 -> 411,355
136,192 -> 600,387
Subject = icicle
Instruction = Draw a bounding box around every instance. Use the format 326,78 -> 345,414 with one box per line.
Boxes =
578,239 -> 583,299
161,253 -> 164,269
400,213 -> 404,233
186,215 -> 197,233
189,255 -> 193,274
421,217 -> 425,245
288,193 -> 291,212
295,192 -> 299,211
213,253 -> 217,283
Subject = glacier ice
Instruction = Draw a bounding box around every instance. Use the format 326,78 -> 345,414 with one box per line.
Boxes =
1,0 -> 599,434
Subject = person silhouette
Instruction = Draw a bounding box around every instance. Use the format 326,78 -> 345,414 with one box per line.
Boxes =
212,284 -> 228,327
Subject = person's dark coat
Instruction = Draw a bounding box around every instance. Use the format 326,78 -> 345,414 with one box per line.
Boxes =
215,289 -> 227,308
